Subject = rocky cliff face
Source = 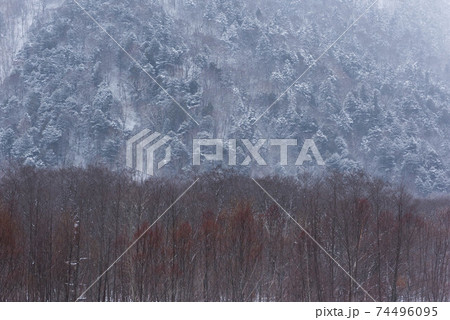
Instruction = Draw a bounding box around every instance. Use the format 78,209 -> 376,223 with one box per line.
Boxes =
0,0 -> 64,81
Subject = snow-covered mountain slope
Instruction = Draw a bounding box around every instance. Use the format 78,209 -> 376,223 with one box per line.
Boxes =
0,0 -> 449,195
0,0 -> 64,81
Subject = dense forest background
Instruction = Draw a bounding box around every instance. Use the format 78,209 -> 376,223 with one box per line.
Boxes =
0,0 -> 449,303
0,166 -> 448,301
0,0 -> 449,194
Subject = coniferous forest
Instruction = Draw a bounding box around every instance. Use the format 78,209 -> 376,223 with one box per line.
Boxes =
0,0 -> 449,304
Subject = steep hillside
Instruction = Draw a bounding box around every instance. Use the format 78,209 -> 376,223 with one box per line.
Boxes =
0,0 -> 64,81
0,0 -> 449,194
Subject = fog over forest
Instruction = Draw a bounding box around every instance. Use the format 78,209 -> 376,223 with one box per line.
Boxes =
0,0 -> 448,302
0,0 -> 449,194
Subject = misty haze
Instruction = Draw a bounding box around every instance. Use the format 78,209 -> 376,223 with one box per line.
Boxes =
0,0 -> 448,302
